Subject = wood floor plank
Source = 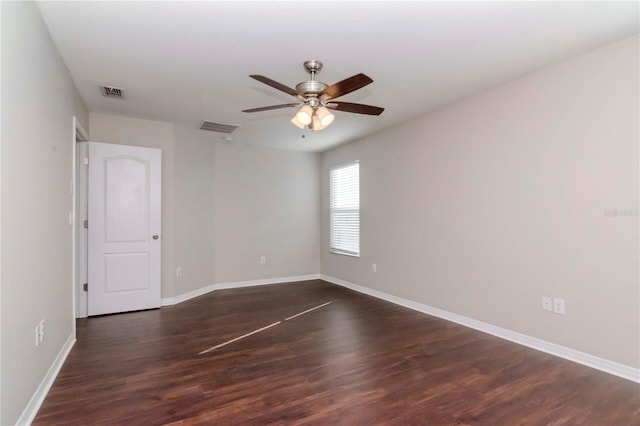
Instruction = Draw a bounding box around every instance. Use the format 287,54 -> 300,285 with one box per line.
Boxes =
33,280 -> 639,425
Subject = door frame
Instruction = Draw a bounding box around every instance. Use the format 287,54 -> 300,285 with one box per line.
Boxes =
73,117 -> 89,319
75,140 -> 163,316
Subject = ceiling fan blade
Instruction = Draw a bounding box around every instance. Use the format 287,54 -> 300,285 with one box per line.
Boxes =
242,103 -> 300,113
326,102 -> 384,116
320,73 -> 373,100
249,75 -> 299,97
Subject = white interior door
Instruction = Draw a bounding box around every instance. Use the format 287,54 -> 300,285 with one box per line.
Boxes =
88,142 -> 162,316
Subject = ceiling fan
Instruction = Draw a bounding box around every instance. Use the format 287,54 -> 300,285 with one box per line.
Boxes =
242,60 -> 384,131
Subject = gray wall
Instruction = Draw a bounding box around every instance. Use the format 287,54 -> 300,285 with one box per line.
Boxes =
173,125 -> 216,296
213,142 -> 320,283
90,113 -> 321,298
0,2 -> 89,423
321,35 -> 639,368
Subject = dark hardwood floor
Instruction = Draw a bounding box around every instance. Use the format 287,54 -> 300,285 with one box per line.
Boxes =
34,280 -> 639,425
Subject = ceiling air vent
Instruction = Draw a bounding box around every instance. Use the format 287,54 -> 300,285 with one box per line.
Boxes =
199,120 -> 238,134
100,85 -> 124,99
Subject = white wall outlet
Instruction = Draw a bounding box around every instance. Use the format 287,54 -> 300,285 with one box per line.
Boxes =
40,319 -> 45,343
372,263 -> 377,272
176,266 -> 183,277
553,298 -> 566,315
260,256 -> 266,265
542,296 -> 552,311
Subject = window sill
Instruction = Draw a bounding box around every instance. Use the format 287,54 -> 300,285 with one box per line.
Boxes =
330,250 -> 360,258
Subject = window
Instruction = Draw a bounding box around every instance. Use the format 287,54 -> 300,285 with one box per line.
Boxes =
330,161 -> 359,256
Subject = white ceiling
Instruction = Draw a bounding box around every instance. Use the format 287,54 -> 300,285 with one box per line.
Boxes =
37,1 -> 638,152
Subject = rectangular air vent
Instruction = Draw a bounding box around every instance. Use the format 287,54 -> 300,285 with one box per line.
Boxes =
199,120 -> 238,134
100,85 -> 124,98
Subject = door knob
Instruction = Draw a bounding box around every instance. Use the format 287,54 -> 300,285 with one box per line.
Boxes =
153,234 -> 159,240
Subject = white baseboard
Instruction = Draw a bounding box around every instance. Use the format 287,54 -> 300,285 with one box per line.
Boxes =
320,274 -> 640,384
16,333 -> 76,425
161,274 -> 321,306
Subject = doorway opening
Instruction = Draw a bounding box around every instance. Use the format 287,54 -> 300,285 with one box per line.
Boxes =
73,117 -> 88,318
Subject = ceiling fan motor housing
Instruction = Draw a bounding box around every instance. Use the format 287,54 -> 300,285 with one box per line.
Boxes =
296,81 -> 327,97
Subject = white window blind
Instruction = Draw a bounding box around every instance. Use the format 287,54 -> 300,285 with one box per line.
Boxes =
330,161 -> 359,256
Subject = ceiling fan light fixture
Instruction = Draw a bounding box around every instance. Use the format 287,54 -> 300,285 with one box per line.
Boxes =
316,106 -> 335,127
290,113 -> 306,129
311,114 -> 327,131
296,105 -> 313,125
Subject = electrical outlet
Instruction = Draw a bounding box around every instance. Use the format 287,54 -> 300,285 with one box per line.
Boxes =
260,256 -> 266,265
40,319 -> 45,343
176,267 -> 182,277
542,296 -> 552,311
553,298 -> 566,315
372,263 -> 377,272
